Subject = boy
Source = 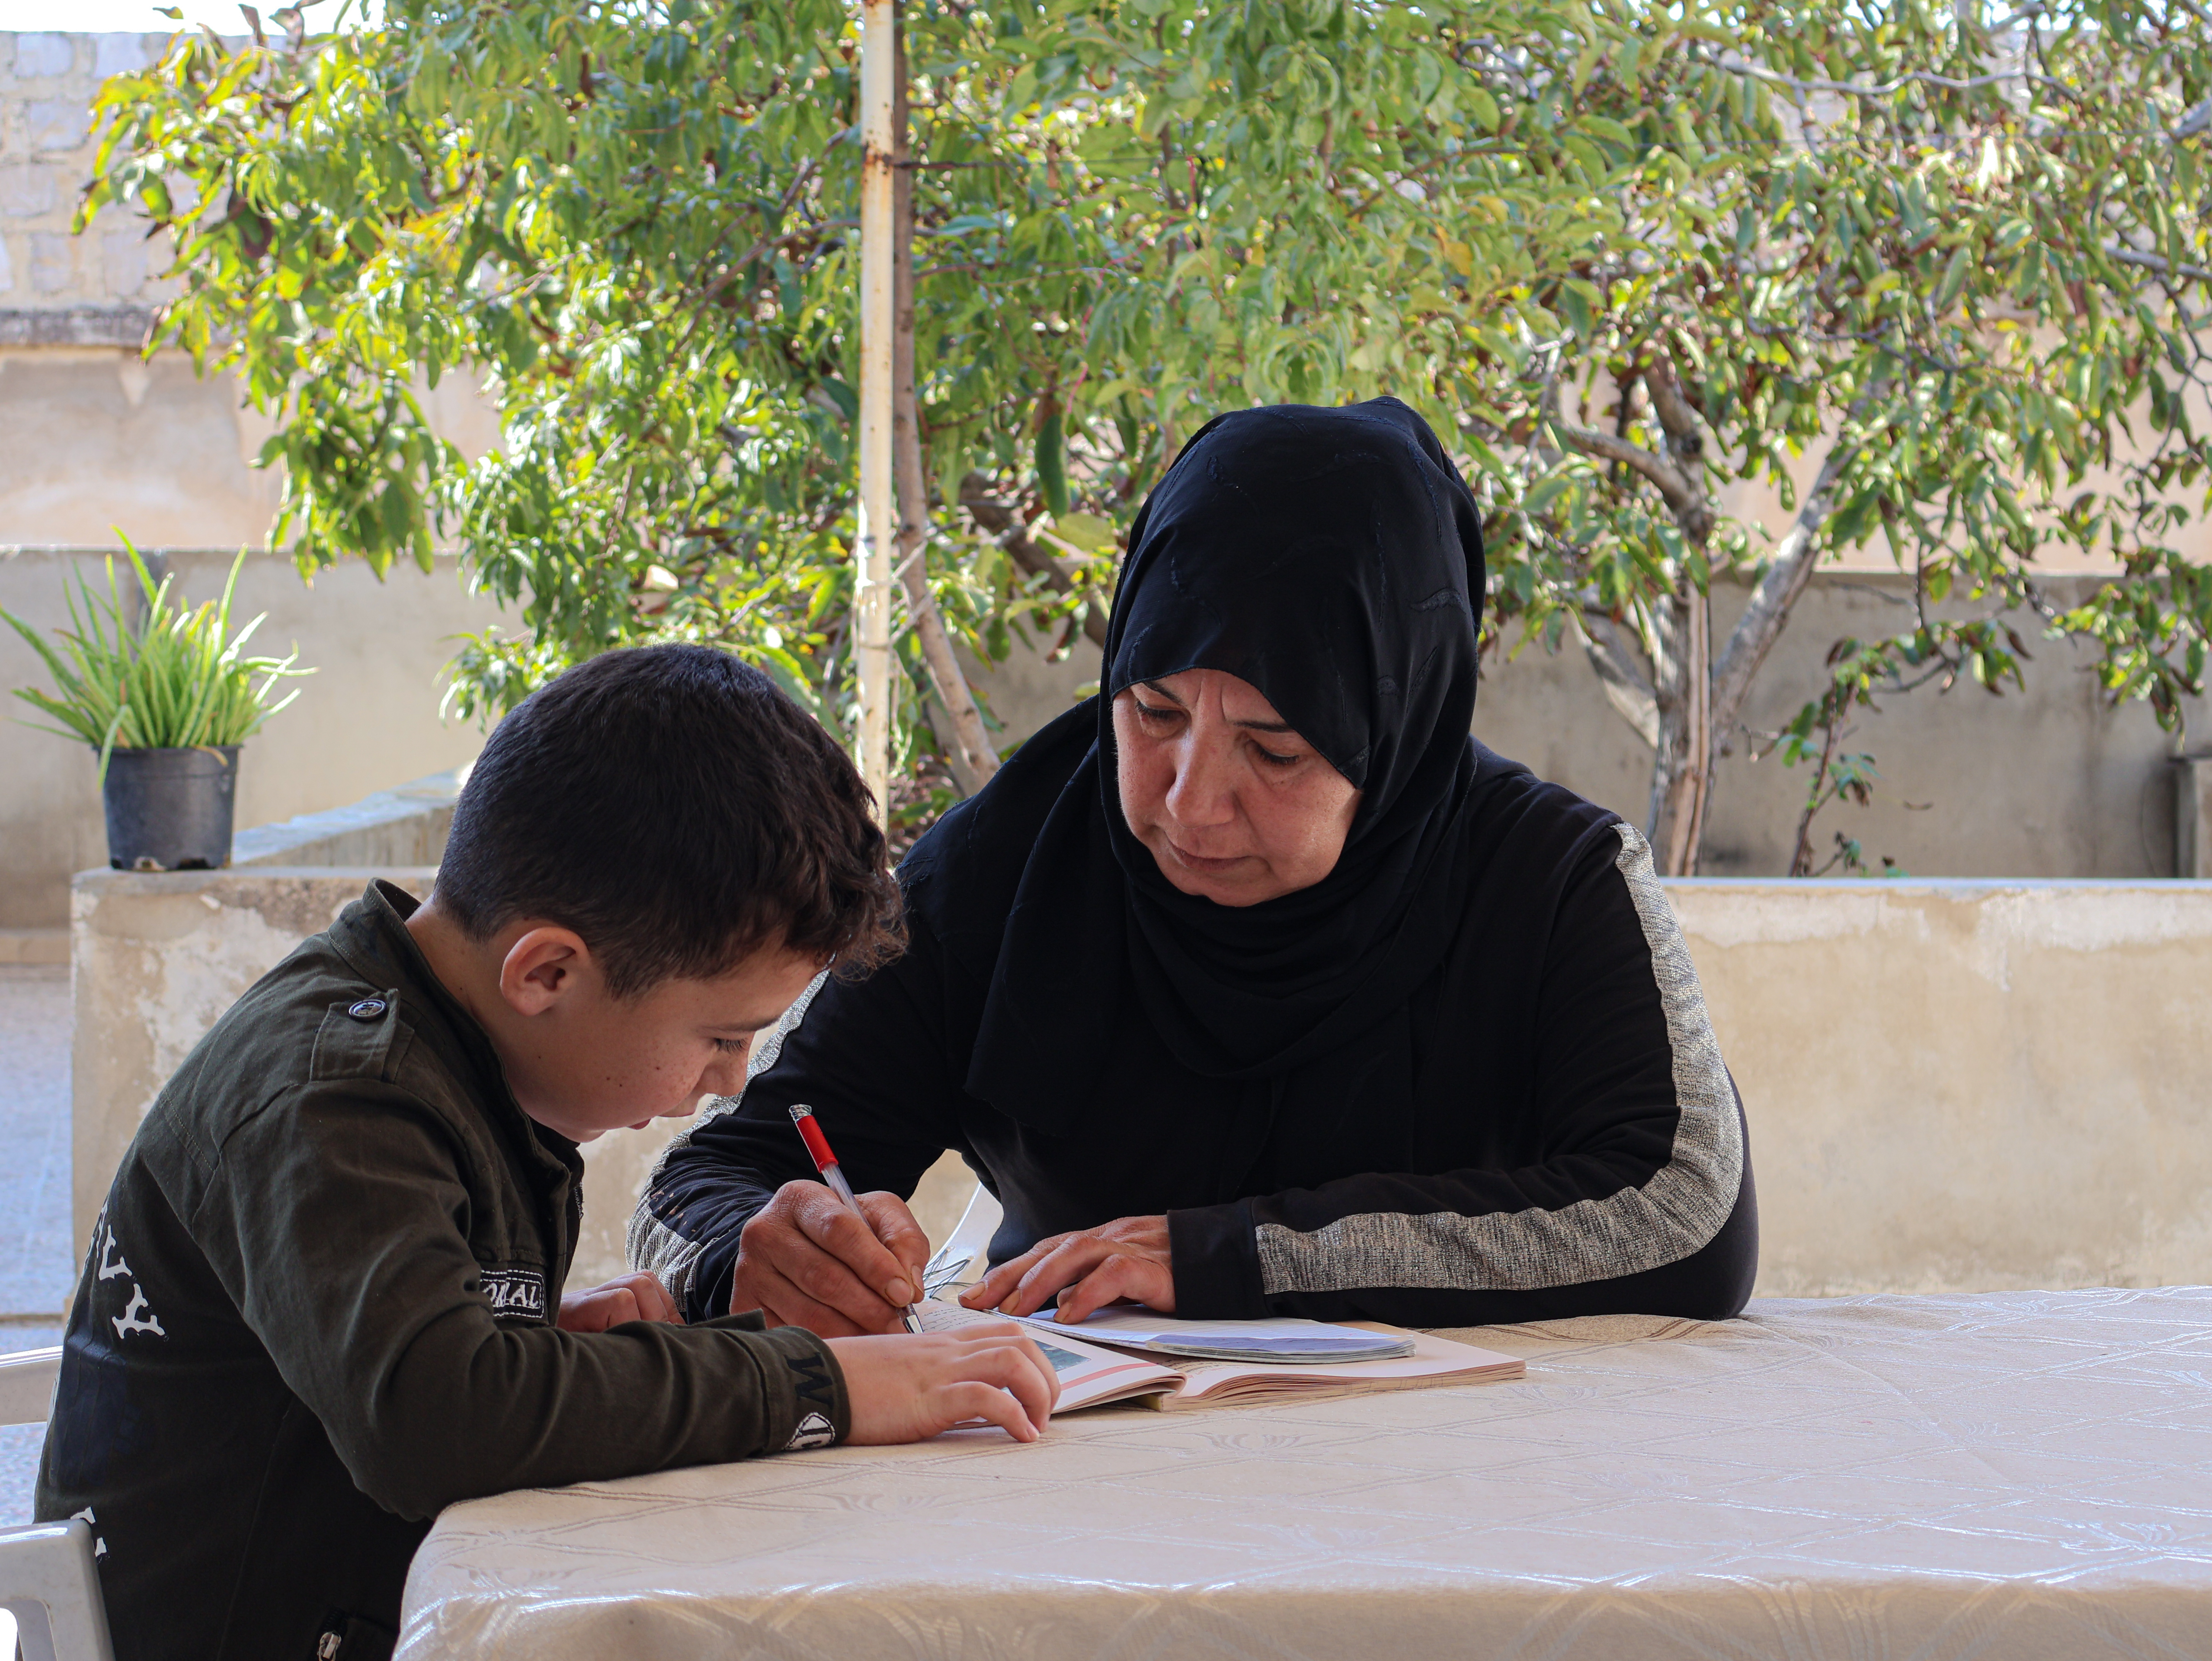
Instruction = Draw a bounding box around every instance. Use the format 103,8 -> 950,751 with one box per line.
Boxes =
37,645 -> 1057,1661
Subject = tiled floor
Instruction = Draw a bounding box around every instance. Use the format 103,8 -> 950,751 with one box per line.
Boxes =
2,964 -> 74,1526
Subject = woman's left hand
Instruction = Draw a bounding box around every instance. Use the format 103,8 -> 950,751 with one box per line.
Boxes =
960,1215 -> 1174,1324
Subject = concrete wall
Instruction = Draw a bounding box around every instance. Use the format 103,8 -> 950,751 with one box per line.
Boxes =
970,573 -> 2208,881
1476,573 -> 2209,880
66,861 -> 975,1297
66,866 -> 661,1294
69,847 -> 2212,1305
1684,879 -> 2212,1295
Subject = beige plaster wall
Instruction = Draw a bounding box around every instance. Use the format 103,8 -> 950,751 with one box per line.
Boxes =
1679,879 -> 2212,1295
68,859 -> 2212,1309
975,573 -> 2207,881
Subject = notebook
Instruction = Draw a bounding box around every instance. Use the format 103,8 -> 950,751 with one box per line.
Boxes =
919,1300 -> 1523,1411
1016,1306 -> 1416,1363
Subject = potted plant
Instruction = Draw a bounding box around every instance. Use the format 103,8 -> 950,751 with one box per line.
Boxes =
2,541 -> 308,871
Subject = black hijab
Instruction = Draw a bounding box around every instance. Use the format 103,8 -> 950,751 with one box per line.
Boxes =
906,396 -> 1486,1127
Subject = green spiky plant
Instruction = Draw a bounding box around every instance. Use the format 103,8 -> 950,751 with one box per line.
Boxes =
1,540 -> 309,781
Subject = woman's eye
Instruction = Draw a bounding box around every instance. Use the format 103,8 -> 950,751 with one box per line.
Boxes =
1256,746 -> 1300,768
713,1036 -> 750,1056
1133,701 -> 1178,724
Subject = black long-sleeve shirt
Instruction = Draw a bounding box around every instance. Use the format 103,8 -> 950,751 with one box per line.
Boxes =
39,882 -> 847,1661
634,747 -> 1756,1328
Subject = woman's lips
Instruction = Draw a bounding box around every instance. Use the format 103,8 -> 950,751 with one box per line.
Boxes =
1162,836 -> 1247,874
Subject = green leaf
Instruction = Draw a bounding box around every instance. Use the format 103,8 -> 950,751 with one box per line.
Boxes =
1036,403 -> 1069,519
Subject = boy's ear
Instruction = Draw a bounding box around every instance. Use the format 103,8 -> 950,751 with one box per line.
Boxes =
497,926 -> 599,1017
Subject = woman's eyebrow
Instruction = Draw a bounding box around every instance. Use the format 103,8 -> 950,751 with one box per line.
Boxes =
1139,678 -> 1294,733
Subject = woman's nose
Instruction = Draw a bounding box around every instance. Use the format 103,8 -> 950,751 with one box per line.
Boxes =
1164,735 -> 1236,827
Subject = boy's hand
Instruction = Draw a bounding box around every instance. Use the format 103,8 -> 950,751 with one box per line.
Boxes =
828,1323 -> 1060,1444
558,1271 -> 683,1332
732,1179 -> 931,1337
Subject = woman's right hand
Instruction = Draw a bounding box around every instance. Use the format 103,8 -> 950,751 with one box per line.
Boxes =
827,1323 -> 1060,1444
733,1178 -> 932,1336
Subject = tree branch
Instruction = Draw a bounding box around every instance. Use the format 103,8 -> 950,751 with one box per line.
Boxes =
957,474 -> 1110,648
1556,425 -> 1696,516
1713,49 -> 2069,103
1576,613 -> 1661,749
2103,244 -> 2212,285
892,20 -> 997,798
1710,438 -> 1857,750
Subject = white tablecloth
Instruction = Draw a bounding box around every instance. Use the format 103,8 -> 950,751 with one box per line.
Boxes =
399,1289 -> 2212,1660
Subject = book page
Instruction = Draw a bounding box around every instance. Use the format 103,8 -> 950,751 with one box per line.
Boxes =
1154,1323 -> 1524,1409
1015,1306 -> 1413,1361
917,1299 -> 1180,1411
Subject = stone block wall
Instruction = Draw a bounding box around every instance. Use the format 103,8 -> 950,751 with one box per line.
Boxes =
0,32 -> 171,318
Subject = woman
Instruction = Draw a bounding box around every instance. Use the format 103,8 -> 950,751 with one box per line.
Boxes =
633,397 -> 1755,1332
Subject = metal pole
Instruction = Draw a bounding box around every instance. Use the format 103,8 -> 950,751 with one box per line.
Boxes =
854,0 -> 898,817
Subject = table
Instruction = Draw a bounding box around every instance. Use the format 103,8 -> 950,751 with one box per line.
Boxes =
399,1289 -> 2212,1660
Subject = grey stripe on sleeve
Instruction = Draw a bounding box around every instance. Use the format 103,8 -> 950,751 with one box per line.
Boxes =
1253,821 -> 1741,1296
627,970 -> 830,1297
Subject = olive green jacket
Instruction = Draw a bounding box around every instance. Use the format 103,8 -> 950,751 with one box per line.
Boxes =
38,881 -> 846,1661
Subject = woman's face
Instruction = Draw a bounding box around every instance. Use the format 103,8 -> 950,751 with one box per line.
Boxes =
1113,667 -> 1361,907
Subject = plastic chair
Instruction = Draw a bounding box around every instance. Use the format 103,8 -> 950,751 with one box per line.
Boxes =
0,1347 -> 114,1661
0,1350 -> 58,1430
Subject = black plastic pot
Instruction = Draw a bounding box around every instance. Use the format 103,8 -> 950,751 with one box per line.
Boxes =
102,745 -> 242,871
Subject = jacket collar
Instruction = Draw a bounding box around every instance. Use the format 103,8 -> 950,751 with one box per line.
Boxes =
329,880 -> 581,1180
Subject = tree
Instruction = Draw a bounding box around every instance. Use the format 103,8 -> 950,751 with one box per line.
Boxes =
86,1 -> 2212,873
1470,0 -> 2212,871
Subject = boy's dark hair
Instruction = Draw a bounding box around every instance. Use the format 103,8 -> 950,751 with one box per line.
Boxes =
435,645 -> 903,996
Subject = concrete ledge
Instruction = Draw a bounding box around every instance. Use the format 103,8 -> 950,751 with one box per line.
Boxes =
230,766 -> 466,869
0,928 -> 67,965
69,861 -> 669,1290
0,306 -> 157,350
70,867 -> 437,1252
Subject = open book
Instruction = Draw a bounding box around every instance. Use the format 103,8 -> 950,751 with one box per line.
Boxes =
919,1300 -> 1522,1412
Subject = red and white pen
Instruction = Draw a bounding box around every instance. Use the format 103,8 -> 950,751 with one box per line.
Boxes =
789,1104 -> 923,1334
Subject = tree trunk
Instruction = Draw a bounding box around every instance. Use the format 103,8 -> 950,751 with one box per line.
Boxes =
1561,353 -> 1717,874
1567,397 -> 1860,875
1709,428 -> 1864,750
1645,587 -> 1713,874
891,19 -> 998,797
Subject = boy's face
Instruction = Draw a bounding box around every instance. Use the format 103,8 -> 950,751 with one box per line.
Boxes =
503,940 -> 825,1142
407,901 -> 823,1143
